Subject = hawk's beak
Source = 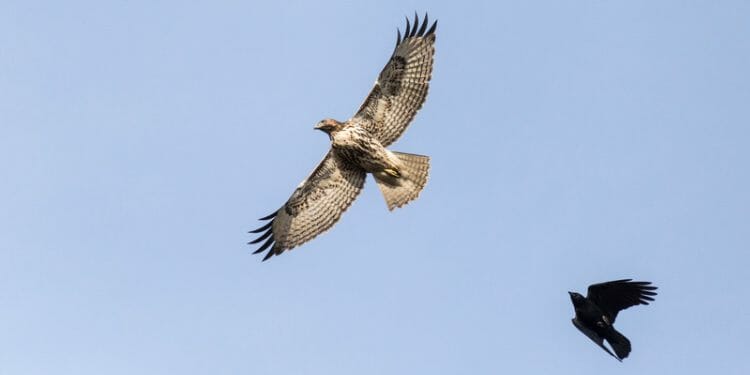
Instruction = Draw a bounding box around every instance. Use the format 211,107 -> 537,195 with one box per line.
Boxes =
315,122 -> 335,133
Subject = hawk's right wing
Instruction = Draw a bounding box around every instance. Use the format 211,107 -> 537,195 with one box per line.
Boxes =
249,152 -> 366,260
354,13 -> 437,147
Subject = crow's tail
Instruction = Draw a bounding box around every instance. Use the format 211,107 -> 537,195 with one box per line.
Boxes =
606,327 -> 632,360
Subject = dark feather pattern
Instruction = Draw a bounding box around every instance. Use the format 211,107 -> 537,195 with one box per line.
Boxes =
396,12 -> 437,47
258,211 -> 277,221
250,13 -> 435,261
417,14 -> 428,36
356,12 -> 437,147
253,235 -> 275,255
248,228 -> 273,244
250,153 -> 366,261
248,220 -> 272,234
249,212 -> 278,260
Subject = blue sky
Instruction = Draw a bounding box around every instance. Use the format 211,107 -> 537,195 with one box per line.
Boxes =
2,1 -> 749,374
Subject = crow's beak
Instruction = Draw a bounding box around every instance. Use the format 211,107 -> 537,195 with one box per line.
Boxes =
568,291 -> 574,296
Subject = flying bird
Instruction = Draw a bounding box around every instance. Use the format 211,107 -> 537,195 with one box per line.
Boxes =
249,13 -> 437,261
568,279 -> 658,361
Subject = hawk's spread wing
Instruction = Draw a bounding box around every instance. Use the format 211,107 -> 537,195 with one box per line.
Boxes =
354,13 -> 436,147
249,152 -> 365,260
587,279 -> 658,322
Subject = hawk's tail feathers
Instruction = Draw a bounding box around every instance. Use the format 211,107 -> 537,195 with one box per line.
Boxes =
606,327 -> 632,361
373,151 -> 429,211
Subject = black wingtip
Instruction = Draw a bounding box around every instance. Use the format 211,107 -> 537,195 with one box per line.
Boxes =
262,248 -> 276,261
252,236 -> 274,255
248,228 -> 273,244
258,211 -> 277,221
398,13 -> 436,44
417,13 -> 429,36
427,19 -> 437,36
248,220 -> 273,234
410,12 -> 419,37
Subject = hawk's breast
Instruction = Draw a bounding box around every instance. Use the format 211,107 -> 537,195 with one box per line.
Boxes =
332,125 -> 391,172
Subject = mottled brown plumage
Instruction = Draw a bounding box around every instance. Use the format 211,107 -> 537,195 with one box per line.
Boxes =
250,13 -> 437,261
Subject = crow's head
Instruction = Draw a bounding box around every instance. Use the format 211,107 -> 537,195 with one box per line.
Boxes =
568,291 -> 586,307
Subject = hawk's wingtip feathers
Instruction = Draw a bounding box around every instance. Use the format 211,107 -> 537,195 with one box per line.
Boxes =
251,13 -> 436,261
410,13 -> 419,37
258,211 -> 277,221
396,12 -> 437,47
252,235 -> 274,255
427,19 -> 437,35
250,211 -> 278,260
262,249 -> 276,261
403,16 -> 411,40
248,227 -> 272,244
417,13 -> 428,36
248,220 -> 272,234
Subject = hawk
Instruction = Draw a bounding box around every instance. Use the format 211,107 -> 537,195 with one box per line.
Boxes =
250,13 -> 437,261
568,279 -> 658,361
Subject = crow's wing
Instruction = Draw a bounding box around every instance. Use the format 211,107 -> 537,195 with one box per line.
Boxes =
354,13 -> 436,147
586,279 -> 657,322
249,152 -> 365,260
571,318 -> 621,362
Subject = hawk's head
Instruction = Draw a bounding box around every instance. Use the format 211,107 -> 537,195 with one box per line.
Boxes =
314,118 -> 343,135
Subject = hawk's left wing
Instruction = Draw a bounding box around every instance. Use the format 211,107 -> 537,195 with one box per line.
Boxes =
249,152 -> 366,261
354,13 -> 437,147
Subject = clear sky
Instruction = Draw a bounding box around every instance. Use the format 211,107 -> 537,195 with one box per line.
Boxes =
2,1 -> 749,374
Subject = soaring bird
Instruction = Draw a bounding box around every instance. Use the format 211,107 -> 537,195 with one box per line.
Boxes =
568,279 -> 658,361
250,13 -> 437,261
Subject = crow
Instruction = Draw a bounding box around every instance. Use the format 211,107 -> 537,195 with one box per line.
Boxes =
568,279 -> 657,361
